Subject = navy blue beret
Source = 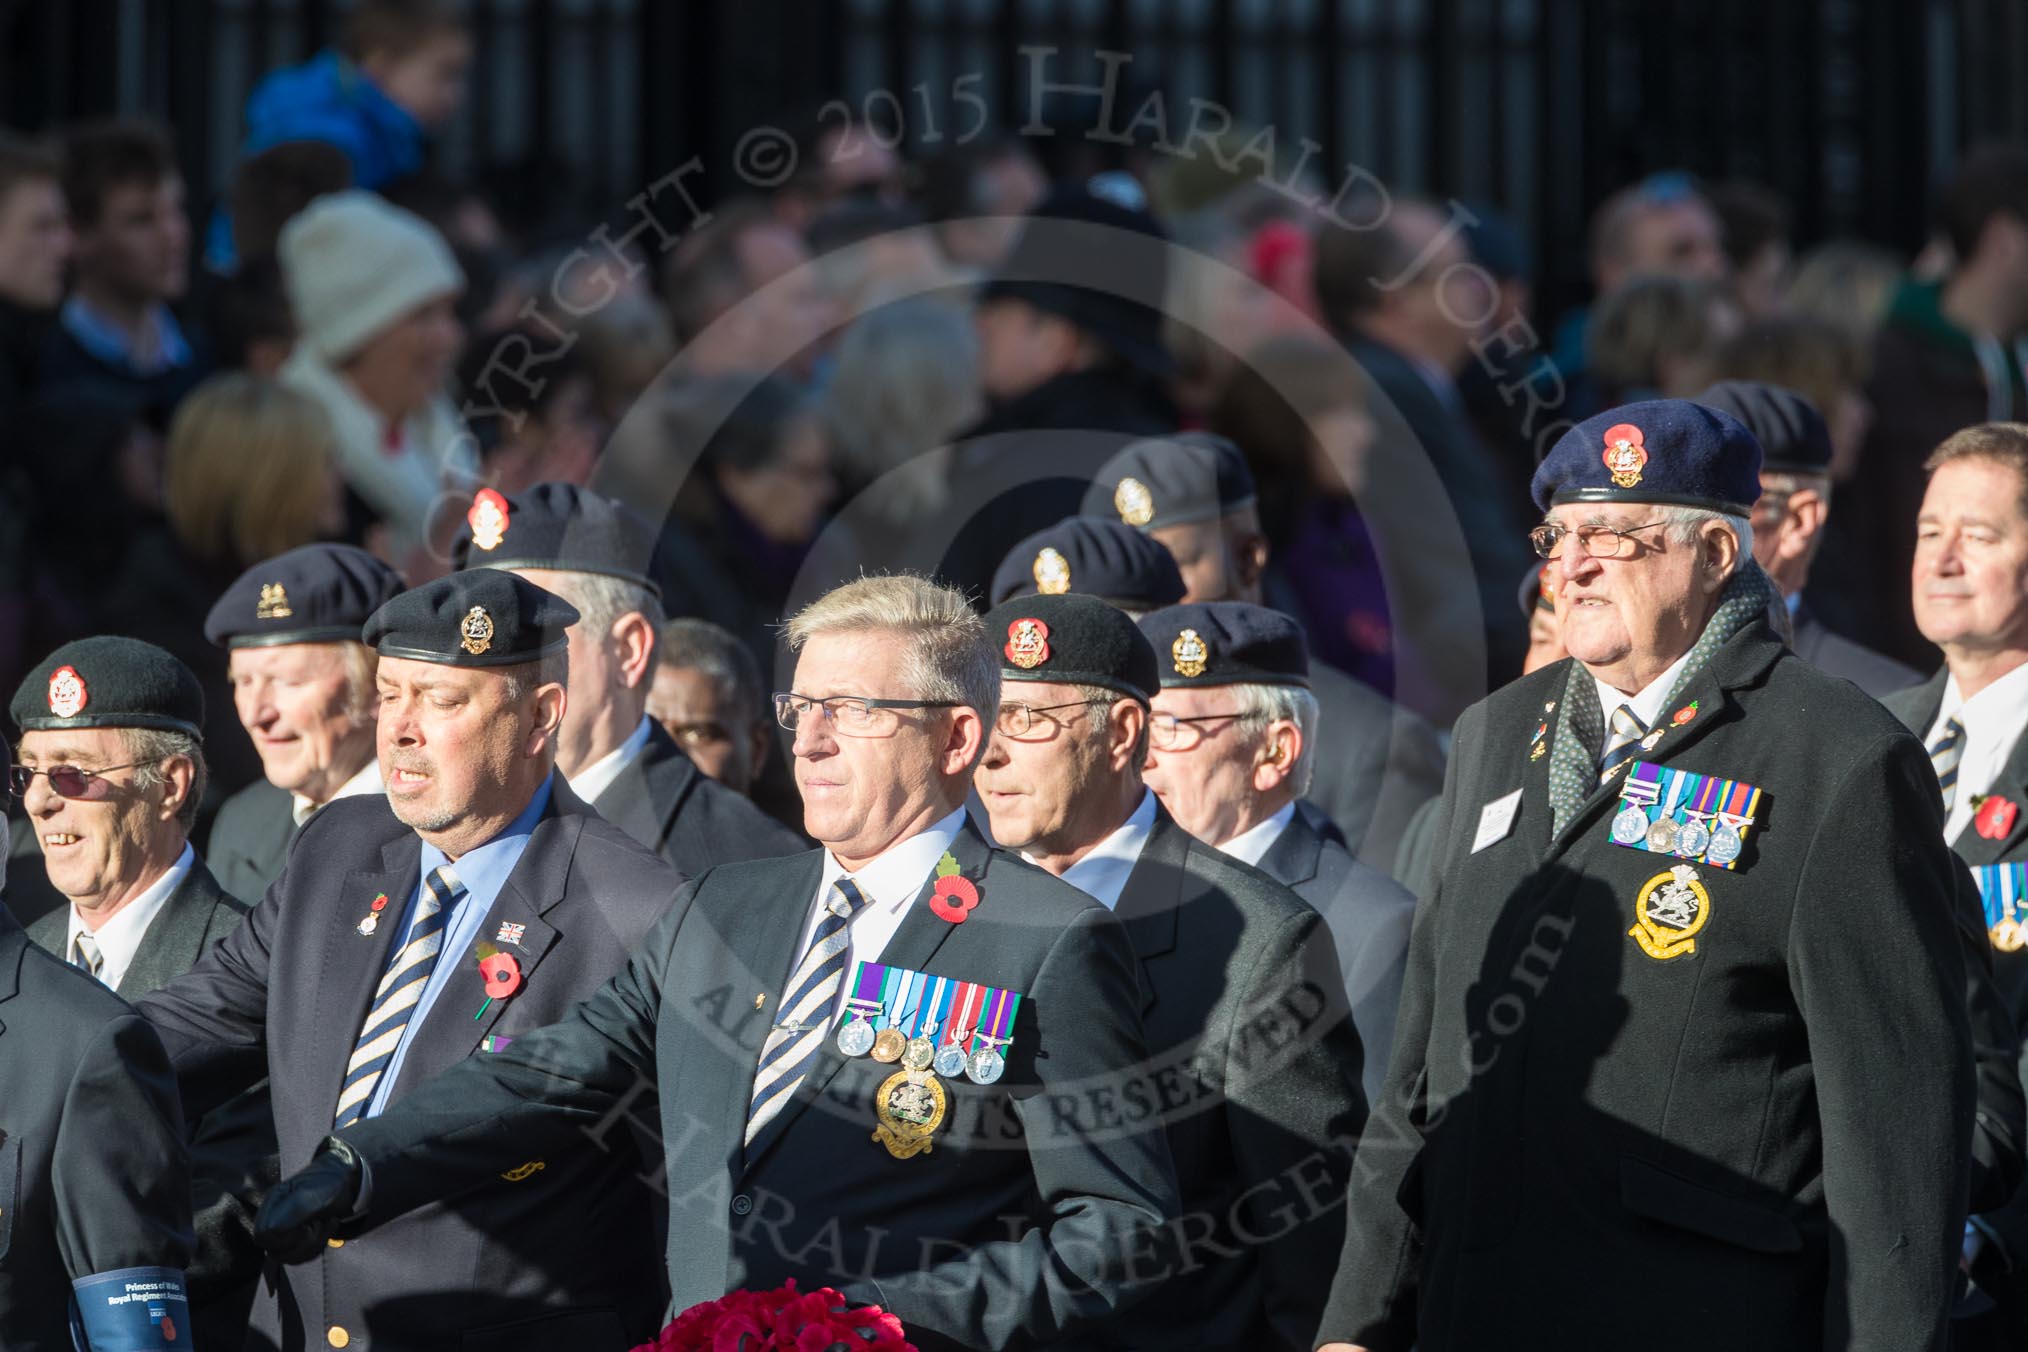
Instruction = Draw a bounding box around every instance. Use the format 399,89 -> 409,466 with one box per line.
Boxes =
1138,602 -> 1310,689
1531,398 -> 1763,514
1083,431 -> 1257,531
1693,381 -> 1832,474
450,482 -> 661,597
364,568 -> 580,669
204,543 -> 405,649
982,592 -> 1159,703
12,636 -> 204,739
990,517 -> 1187,611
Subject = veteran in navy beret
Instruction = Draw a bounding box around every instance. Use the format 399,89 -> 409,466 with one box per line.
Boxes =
451,482 -> 804,873
976,592 -> 1369,1352
201,544 -> 406,901
1138,601 -> 1414,1106
991,516 -> 1188,613
139,560 -> 690,1349
1692,381 -> 1919,697
1322,397 -> 1984,1352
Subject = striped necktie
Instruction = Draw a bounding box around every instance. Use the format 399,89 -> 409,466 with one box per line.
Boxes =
1599,704 -> 1649,784
71,931 -> 103,980
1929,715 -> 1967,816
745,877 -> 868,1153
335,865 -> 464,1127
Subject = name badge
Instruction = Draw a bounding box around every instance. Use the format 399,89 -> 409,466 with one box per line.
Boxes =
1472,789 -> 1524,853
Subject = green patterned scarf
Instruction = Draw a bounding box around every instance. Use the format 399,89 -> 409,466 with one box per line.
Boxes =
1546,559 -> 1779,836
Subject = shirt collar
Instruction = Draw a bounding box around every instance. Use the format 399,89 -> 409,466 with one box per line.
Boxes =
1937,661 -> 2028,748
1215,800 -> 1297,868
418,773 -> 555,893
1045,787 -> 1159,912
817,806 -> 967,918
67,841 -> 195,985
292,758 -> 385,828
59,295 -> 191,375
565,715 -> 655,807
1592,645 -> 1697,736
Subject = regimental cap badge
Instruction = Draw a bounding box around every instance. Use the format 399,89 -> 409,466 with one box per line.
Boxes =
1172,627 -> 1209,678
1033,547 -> 1072,596
256,582 -> 294,620
468,488 -> 511,551
46,665 -> 87,718
1630,863 -> 1710,961
1114,476 -> 1155,527
1005,618 -> 1051,669
460,605 -> 496,656
1601,422 -> 1648,489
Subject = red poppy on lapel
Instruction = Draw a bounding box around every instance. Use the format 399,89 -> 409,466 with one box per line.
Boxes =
1977,796 -> 2019,841
479,951 -> 523,999
927,850 -> 981,923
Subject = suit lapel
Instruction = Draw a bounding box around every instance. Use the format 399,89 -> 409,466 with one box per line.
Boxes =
594,722 -> 696,854
117,862 -> 229,998
310,840 -> 420,1122
1112,807 -> 1188,1014
1952,724 -> 2028,865
1257,809 -> 1323,889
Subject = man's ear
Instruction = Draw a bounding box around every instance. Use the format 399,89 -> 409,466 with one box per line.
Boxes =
1110,699 -> 1148,774
611,611 -> 658,691
1252,718 -> 1302,793
1702,518 -> 1741,590
943,707 -> 986,777
1778,489 -> 1828,562
528,682 -> 568,753
155,755 -> 197,824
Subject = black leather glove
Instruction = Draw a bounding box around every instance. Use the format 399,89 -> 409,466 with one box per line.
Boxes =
253,1137 -> 363,1265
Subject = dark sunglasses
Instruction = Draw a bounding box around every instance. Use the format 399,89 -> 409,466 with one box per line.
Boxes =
8,761 -> 148,802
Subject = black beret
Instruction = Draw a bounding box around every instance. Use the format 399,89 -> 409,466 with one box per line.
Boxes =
204,543 -> 406,649
11,636 -> 204,739
1138,602 -> 1310,689
982,593 -> 1159,703
990,517 -> 1187,611
363,568 -> 579,669
1693,380 -> 1833,474
1083,431 -> 1257,530
450,482 -> 662,597
1531,398 -> 1762,514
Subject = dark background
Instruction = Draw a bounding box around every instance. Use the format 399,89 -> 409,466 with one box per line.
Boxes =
5,0 -> 2028,320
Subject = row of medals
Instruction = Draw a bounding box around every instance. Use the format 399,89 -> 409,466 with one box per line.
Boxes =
837,1010 -> 1007,1086
1612,803 -> 1744,866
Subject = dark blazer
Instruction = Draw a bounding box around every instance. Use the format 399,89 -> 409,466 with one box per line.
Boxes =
0,906 -> 193,1351
1306,660 -> 1447,880
138,779 -> 687,1352
1323,626 -> 1975,1352
206,778 -> 298,906
591,719 -> 807,873
1095,805 -> 1367,1352
26,853 -> 247,997
1791,602 -> 1922,698
1887,670 -> 2028,1341
1256,805 -> 1415,1105
325,816 -> 1180,1352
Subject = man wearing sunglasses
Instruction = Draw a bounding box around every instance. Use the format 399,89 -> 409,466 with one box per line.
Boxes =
139,568 -> 689,1351
1319,399 -> 1976,1352
1138,600 -> 1414,1108
974,590 -> 1367,1352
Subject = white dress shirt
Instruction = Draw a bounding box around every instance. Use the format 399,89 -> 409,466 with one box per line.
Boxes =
795,807 -> 967,1020
66,841 -> 193,990
1926,662 -> 2028,841
565,715 -> 654,807
1592,646 -> 1697,755
1215,800 -> 1297,868
291,758 -> 385,828
1042,788 -> 1159,912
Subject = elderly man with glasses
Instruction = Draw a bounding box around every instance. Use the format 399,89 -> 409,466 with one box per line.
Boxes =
1319,399 -> 1978,1352
247,574 -> 1181,1352
974,590 -> 1367,1352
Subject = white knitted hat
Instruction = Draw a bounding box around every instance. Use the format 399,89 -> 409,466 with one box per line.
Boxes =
279,190 -> 464,362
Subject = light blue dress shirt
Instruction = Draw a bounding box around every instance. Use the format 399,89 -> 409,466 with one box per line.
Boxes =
363,773 -> 553,1117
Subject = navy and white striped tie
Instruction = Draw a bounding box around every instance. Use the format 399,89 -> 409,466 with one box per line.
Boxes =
335,865 -> 464,1127
745,877 -> 867,1151
1599,704 -> 1649,784
1929,715 -> 1966,816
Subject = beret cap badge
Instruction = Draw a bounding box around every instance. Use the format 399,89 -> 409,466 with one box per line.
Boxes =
1033,547 -> 1072,596
1005,618 -> 1051,670
256,583 -> 294,620
46,666 -> 87,718
1113,477 -> 1155,528
1602,423 -> 1648,489
1171,628 -> 1209,678
468,488 -> 511,551
459,606 -> 496,657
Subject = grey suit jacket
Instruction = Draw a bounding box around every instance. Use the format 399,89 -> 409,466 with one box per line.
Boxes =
591,719 -> 806,875
26,854 -> 248,998
1792,603 -> 1922,698
205,778 -> 297,906
1256,806 -> 1415,1104
1306,661 -> 1447,881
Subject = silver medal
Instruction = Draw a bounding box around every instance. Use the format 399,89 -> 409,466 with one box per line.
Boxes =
836,1018 -> 876,1057
1675,817 -> 1711,858
1706,822 -> 1744,866
1611,804 -> 1649,846
356,916 -> 377,936
967,1048 -> 1005,1085
1645,816 -> 1680,853
933,1045 -> 968,1079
